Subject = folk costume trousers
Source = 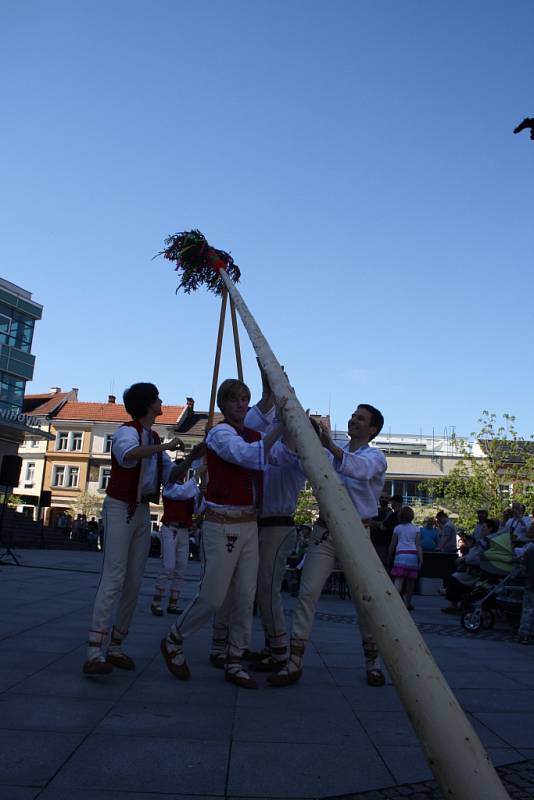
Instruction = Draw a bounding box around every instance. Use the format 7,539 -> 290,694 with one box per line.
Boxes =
155,524 -> 190,599
257,524 -> 297,650
212,523 -> 297,656
291,523 -> 380,667
172,516 -> 259,659
88,496 -> 151,656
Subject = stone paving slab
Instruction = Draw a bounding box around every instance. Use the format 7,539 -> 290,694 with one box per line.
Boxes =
1,550 -> 534,799
38,793 -> 221,800
50,734 -> 230,795
227,740 -> 392,798
0,729 -> 85,787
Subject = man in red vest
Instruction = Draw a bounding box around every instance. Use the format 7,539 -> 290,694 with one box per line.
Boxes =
83,382 -> 204,676
150,474 -> 204,616
160,378 -> 284,688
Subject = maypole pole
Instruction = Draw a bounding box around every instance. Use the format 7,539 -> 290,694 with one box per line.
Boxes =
160,230 -> 510,800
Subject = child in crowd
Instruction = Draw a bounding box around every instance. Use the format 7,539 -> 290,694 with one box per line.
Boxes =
388,506 -> 422,611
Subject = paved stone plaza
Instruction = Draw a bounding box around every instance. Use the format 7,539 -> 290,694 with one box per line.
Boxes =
0,549 -> 533,800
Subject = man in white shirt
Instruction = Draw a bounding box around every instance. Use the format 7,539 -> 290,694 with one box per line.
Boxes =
209,395 -> 307,674
506,502 -> 532,543
160,378 -> 285,688
436,511 -> 458,553
82,382 -> 203,676
269,404 -> 388,689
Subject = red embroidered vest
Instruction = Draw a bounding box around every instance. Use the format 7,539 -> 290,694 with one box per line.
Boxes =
161,496 -> 195,527
206,422 -> 262,507
106,420 -> 162,506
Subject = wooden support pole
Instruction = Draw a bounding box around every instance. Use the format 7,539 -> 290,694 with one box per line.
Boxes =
216,268 -> 510,800
229,297 -> 244,381
206,287 -> 228,432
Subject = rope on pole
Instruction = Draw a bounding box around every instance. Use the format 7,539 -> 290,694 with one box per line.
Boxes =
229,297 -> 244,381
206,287 -> 228,432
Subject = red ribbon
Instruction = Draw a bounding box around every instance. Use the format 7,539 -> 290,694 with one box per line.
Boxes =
207,247 -> 225,273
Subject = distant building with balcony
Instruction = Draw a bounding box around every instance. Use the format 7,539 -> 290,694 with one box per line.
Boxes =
332,428 -> 464,504
0,278 -> 49,460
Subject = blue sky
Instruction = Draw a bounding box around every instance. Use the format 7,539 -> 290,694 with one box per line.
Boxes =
2,0 -> 533,436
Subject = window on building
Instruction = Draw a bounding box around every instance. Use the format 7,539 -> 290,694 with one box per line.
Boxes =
0,302 -> 35,353
28,439 -> 38,448
0,372 -> 25,414
56,431 -> 83,451
150,513 -> 160,532
67,466 -> 79,488
104,434 -> 113,453
56,432 -> 69,451
0,314 -> 11,338
52,465 -> 65,487
99,467 -> 111,490
24,462 -> 35,487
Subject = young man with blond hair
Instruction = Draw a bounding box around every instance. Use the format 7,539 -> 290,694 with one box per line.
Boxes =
160,377 -> 284,688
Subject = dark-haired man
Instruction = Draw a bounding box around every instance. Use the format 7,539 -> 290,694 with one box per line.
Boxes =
83,382 -> 204,676
269,404 -> 388,688
160,378 -> 284,688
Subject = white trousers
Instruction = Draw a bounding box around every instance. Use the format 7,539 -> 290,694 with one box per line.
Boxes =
171,518 -> 259,659
88,496 -> 151,655
155,524 -> 190,599
291,524 -> 379,665
256,524 -> 297,650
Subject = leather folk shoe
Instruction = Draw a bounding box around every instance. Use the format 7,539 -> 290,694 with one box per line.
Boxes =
249,655 -> 287,673
366,668 -> 386,687
225,667 -> 258,689
83,658 -> 113,676
209,653 -> 226,669
160,638 -> 190,680
267,667 -> 302,687
106,652 -> 136,670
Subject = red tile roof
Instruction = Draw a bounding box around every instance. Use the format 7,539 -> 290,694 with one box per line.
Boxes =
23,391 -> 76,416
176,412 -> 224,436
54,401 -> 185,424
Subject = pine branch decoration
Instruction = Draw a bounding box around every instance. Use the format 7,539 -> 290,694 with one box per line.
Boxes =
159,229 -> 241,295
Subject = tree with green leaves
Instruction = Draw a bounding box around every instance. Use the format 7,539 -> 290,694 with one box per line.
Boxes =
294,486 -> 318,526
424,411 -> 534,530
69,491 -> 103,519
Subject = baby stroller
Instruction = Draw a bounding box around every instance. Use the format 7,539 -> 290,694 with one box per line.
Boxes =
460,530 -> 523,633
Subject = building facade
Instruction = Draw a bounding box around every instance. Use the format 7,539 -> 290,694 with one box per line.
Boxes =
17,395 -> 186,525
0,278 -> 47,460
16,391 -> 468,521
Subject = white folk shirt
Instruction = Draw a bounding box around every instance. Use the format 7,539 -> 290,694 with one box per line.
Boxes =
205,419 -> 288,511
112,425 -> 174,498
262,444 -> 306,517
245,404 -> 305,517
329,442 -> 387,520
162,477 -> 204,514
506,516 -> 532,542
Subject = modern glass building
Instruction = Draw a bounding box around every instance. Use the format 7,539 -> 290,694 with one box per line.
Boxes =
0,277 -> 45,458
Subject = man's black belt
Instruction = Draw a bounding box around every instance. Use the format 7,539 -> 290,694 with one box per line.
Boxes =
164,521 -> 189,529
258,516 -> 295,528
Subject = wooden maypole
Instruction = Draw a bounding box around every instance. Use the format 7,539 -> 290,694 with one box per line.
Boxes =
161,231 -> 510,800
